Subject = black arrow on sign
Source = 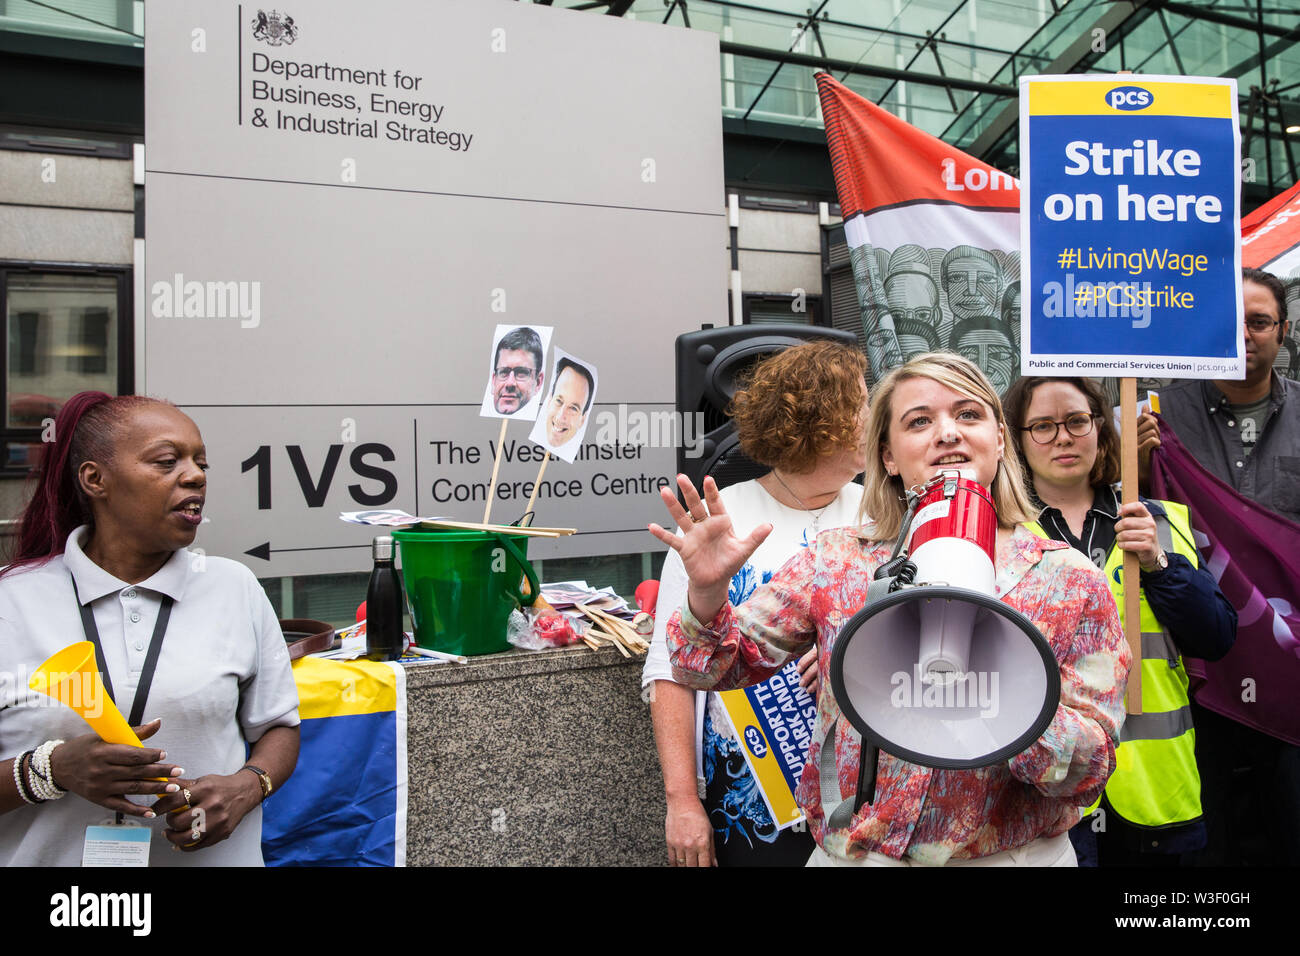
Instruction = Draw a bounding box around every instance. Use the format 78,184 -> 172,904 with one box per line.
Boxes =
245,542 -> 372,561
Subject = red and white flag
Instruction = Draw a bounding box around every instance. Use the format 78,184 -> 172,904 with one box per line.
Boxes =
1242,179 -> 1300,271
816,73 -> 1021,392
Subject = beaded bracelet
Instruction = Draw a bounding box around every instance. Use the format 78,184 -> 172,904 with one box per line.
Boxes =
12,751 -> 41,805
28,740 -> 67,802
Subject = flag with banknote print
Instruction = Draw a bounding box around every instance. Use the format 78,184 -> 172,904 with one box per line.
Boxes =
816,73 -> 1022,392
261,657 -> 407,866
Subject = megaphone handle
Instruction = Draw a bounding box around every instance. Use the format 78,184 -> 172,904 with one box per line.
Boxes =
853,743 -> 879,813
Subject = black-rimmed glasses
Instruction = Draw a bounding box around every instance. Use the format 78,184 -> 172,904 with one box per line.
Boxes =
1022,413 -> 1100,444
1246,317 -> 1281,334
494,366 -> 537,381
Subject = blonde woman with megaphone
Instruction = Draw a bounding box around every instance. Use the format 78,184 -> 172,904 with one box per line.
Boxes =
0,392 -> 299,866
650,352 -> 1131,867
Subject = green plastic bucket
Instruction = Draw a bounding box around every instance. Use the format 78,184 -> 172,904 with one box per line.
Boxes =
391,528 -> 539,657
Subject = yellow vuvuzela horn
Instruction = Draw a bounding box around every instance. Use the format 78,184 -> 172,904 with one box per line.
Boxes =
29,641 -> 143,746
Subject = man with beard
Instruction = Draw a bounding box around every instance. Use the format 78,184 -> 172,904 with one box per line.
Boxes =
1138,267 -> 1300,867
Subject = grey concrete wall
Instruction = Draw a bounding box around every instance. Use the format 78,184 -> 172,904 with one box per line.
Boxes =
403,644 -> 666,866
0,151 -> 133,264
0,152 -> 133,211
0,204 -> 133,263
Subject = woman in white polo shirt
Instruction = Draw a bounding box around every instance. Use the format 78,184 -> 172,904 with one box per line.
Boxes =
0,391 -> 300,866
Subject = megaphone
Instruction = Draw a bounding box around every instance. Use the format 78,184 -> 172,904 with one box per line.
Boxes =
829,473 -> 1060,777
29,641 -> 144,746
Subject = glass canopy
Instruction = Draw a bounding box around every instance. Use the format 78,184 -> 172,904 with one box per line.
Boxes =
3,1 -> 1295,196
560,0 -> 1300,201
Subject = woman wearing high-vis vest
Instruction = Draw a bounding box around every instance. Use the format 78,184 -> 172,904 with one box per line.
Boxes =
1003,376 -> 1236,867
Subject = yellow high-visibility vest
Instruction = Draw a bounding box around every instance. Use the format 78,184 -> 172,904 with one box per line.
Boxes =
1026,499 -> 1201,828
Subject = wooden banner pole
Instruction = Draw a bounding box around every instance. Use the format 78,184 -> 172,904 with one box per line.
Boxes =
1120,376 -> 1143,715
482,417 -> 509,525
524,451 -> 551,522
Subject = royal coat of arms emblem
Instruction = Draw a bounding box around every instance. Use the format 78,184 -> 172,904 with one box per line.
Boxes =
252,10 -> 298,46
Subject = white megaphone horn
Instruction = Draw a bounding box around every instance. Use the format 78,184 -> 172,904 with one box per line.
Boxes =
824,471 -> 1060,821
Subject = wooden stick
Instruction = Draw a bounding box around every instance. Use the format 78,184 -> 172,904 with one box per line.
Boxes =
593,612 -> 648,651
1121,376 -> 1143,715
418,518 -> 566,538
482,417 -> 509,525
597,631 -> 632,658
581,619 -> 622,646
577,609 -> 622,639
578,604 -> 622,632
583,628 -> 626,653
524,451 -> 551,521
578,605 -> 649,654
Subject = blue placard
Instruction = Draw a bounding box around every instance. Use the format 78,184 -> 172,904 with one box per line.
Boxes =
741,661 -> 818,797
1019,75 -> 1243,379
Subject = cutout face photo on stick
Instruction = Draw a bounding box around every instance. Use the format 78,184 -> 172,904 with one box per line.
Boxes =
480,324 -> 553,420
530,348 -> 597,463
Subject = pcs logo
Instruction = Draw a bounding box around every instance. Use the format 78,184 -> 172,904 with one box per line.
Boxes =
1107,86 -> 1153,111
743,725 -> 768,759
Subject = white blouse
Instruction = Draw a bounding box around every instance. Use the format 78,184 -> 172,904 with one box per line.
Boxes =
0,527 -> 300,866
641,478 -> 863,779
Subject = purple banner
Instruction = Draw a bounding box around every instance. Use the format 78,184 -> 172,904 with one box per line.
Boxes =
1149,418 -> 1300,745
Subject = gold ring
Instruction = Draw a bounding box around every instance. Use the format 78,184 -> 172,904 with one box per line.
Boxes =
182,787 -> 192,806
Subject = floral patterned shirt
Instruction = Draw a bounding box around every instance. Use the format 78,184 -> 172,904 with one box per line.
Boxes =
667,523 -> 1130,864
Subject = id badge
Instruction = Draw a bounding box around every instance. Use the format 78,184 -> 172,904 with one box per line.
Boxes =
83,821 -> 151,867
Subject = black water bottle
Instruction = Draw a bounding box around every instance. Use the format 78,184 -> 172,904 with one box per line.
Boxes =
366,535 -> 406,661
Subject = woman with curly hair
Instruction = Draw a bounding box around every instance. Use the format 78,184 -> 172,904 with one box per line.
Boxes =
642,340 -> 868,866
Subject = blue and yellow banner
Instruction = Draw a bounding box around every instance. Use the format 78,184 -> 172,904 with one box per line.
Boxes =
1019,74 -> 1243,379
261,657 -> 407,867
717,660 -> 817,830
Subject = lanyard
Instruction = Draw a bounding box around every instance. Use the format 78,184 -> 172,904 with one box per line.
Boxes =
70,575 -> 174,728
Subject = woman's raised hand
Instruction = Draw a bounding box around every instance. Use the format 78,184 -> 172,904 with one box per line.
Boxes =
648,475 -> 771,623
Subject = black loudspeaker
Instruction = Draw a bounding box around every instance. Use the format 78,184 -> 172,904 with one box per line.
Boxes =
674,324 -> 858,490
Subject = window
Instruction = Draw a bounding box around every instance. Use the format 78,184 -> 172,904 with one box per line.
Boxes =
0,264 -> 132,473
736,190 -> 818,214
742,292 -> 823,327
